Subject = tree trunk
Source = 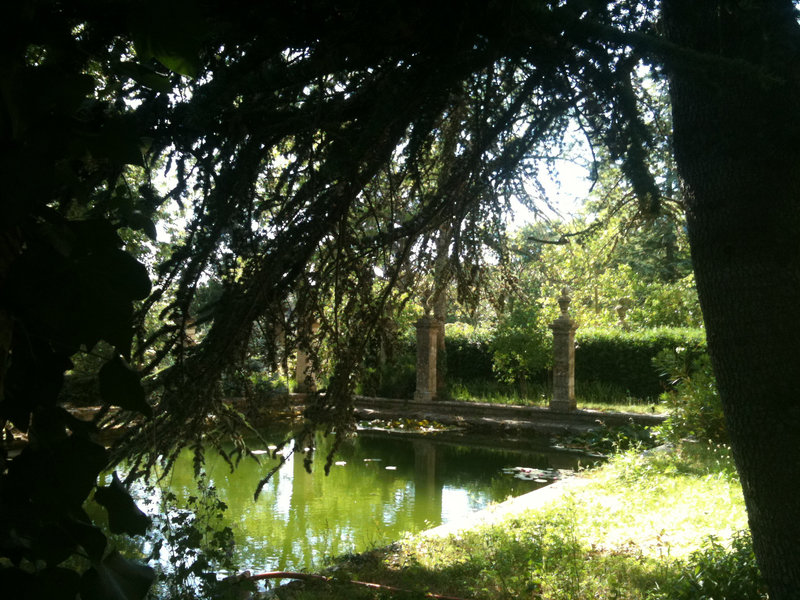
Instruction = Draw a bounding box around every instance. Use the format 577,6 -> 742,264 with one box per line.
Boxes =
433,223 -> 451,399
664,1 -> 800,595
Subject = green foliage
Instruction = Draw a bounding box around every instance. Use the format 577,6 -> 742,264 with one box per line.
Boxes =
448,378 -> 549,405
654,350 -> 727,444
144,476 -> 250,600
365,324 -> 707,404
490,304 -> 552,390
1,5 -> 162,596
356,360 -> 417,398
99,356 -> 153,417
247,371 -> 290,399
95,473 -> 151,537
357,336 -> 417,398
527,132 -> 701,332
555,422 -> 658,456
0,2 -> 784,596
360,323 -> 495,398
576,327 -> 707,399
80,551 -> 156,600
648,532 -> 766,600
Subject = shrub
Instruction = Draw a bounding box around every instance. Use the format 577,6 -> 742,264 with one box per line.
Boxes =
366,359 -> 417,399
133,473 -> 254,600
654,349 -> 727,444
490,304 -> 552,392
649,532 -> 766,600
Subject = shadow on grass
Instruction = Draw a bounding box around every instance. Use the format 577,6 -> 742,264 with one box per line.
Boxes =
270,523 -> 681,600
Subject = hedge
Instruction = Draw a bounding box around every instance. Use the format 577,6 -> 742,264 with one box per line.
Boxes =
364,324 -> 707,400
444,326 -> 495,382
574,327 -> 707,398
442,325 -> 708,399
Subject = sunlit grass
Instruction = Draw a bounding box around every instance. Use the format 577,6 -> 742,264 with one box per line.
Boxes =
448,379 -> 667,414
571,442 -> 745,559
273,441 -> 762,599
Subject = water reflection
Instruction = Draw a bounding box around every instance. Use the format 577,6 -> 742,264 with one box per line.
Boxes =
136,429 -> 589,574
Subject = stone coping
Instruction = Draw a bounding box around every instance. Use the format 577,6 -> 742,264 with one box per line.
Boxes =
345,395 -> 665,434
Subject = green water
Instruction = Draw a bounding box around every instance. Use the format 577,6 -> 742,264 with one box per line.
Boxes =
131,429 -> 587,575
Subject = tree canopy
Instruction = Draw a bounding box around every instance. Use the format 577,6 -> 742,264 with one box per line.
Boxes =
3,1 -> 800,598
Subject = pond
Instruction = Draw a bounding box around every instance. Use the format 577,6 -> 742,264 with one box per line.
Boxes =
127,428 -> 595,576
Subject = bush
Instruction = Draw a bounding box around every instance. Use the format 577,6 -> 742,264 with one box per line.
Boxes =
650,532 -> 766,600
654,349 -> 727,444
490,304 -> 551,391
575,327 -> 707,399
122,473 -> 255,600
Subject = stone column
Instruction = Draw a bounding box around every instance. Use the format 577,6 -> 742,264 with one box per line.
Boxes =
434,317 -> 446,397
549,289 -> 578,411
414,316 -> 438,402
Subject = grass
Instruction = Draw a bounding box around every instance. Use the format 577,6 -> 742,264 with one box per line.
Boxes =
447,380 -> 666,415
269,441 -> 765,599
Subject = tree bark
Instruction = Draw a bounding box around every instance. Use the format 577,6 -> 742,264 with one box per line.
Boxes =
663,1 -> 800,595
433,223 -> 451,398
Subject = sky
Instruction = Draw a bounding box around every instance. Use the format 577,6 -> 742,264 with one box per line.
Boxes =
508,159 -> 593,231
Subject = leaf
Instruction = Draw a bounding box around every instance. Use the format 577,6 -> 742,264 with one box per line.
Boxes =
34,567 -> 82,600
98,356 -> 151,417
4,567 -> 82,600
126,211 -> 158,241
7,434 -> 108,509
133,35 -> 200,79
80,551 -> 155,600
98,249 -> 152,301
94,472 -> 151,536
114,61 -> 172,93
83,117 -> 145,167
154,53 -> 200,79
62,511 -> 108,562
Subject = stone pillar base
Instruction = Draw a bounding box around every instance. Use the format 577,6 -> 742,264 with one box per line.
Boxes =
413,390 -> 436,402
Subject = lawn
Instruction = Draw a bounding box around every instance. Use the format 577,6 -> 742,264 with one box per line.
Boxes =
448,380 -> 666,415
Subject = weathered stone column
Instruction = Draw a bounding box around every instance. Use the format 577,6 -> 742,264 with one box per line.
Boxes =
414,315 -> 438,402
549,289 -> 578,411
434,317 -> 446,397
295,322 -> 319,393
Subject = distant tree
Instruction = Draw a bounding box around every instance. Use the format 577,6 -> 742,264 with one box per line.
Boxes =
523,197 -> 700,328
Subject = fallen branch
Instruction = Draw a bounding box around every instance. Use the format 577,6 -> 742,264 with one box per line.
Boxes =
234,570 -> 471,600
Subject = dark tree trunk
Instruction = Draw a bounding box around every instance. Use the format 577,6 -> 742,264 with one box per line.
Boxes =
663,1 -> 800,595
